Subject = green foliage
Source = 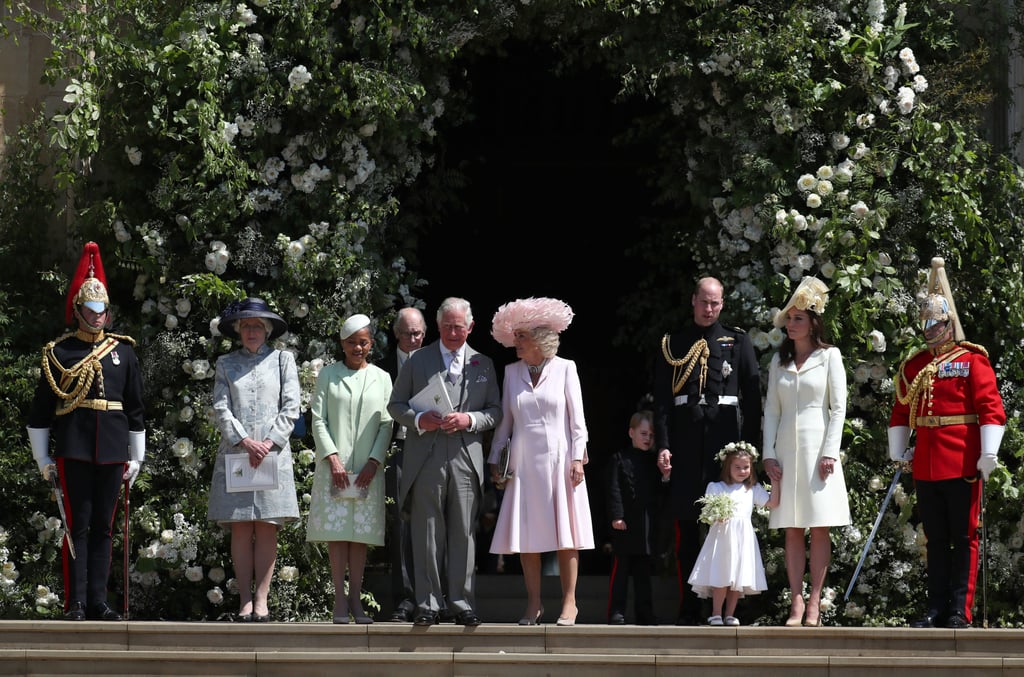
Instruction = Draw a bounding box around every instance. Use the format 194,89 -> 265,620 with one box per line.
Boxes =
1,0 -> 1023,626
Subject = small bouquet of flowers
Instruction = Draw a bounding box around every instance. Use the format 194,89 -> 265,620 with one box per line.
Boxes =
696,492 -> 736,525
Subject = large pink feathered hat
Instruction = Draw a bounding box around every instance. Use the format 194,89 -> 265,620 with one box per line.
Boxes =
491,297 -> 574,348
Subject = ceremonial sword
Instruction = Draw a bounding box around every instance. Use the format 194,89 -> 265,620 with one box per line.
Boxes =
844,464 -> 903,601
48,470 -> 76,560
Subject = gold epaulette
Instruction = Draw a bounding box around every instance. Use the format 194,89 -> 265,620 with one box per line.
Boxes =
957,340 -> 987,358
106,332 -> 135,346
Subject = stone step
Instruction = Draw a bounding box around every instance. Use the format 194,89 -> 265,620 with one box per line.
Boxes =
1,620 -> 1022,676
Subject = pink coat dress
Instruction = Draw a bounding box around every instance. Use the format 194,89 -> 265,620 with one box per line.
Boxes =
488,356 -> 594,553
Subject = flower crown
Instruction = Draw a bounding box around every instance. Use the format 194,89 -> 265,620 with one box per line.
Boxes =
716,441 -> 759,463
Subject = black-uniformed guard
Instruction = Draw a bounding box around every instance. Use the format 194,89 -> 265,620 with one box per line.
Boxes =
654,277 -> 761,625
27,242 -> 146,621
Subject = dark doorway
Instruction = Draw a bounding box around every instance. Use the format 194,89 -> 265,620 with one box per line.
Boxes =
418,41 -> 660,573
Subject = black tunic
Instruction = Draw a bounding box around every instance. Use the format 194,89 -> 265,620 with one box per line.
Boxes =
653,321 -> 761,521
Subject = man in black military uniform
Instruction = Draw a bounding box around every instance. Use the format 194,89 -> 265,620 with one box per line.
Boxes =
654,277 -> 761,625
27,242 -> 146,621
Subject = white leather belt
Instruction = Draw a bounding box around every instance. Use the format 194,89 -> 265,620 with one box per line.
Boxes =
674,395 -> 739,407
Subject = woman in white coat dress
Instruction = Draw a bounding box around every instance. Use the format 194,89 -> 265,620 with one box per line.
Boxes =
762,277 -> 849,628
488,298 -> 593,627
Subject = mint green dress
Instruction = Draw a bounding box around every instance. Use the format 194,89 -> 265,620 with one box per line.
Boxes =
305,362 -> 393,546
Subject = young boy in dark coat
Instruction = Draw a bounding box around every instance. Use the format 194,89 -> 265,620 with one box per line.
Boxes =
605,410 -> 665,625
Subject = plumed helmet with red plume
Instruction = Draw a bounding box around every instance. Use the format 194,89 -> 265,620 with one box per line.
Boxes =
66,241 -> 110,326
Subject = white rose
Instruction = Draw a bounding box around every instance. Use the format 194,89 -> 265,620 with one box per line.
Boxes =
207,587 -> 224,605
868,329 -> 887,352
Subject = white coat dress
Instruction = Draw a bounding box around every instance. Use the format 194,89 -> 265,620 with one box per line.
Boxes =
762,346 -> 850,529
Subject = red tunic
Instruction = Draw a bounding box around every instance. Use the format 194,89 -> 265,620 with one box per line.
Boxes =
890,343 -> 1005,481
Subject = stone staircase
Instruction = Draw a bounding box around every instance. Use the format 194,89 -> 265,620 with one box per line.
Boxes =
2,618 -> 1022,676
2,574 -> 1022,676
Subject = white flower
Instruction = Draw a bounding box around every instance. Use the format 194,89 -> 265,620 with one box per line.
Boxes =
209,567 -> 226,584
286,240 -> 305,259
207,587 -> 224,605
179,405 -> 194,422
854,363 -> 871,384
164,314 -> 179,330
912,75 -> 928,93
851,142 -> 868,160
220,120 -> 239,144
797,174 -> 817,191
869,477 -> 884,491
816,165 -> 834,180
899,47 -> 916,63
293,302 -> 309,318
236,4 -> 257,26
278,566 -> 299,582
160,529 -> 175,544
870,363 -> 887,381
855,113 -> 875,129
171,437 -> 193,459
696,492 -> 736,524
806,193 -> 822,209
185,566 -> 204,583
767,327 -> 785,347
830,133 -> 850,150
816,180 -> 833,196
125,146 -> 142,165
868,330 -> 887,353
896,86 -> 915,114
175,298 -> 192,317
298,449 -> 316,466
851,201 -> 870,218
288,65 -> 312,90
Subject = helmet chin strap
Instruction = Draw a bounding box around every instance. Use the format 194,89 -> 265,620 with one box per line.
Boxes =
924,322 -> 953,348
74,305 -> 107,334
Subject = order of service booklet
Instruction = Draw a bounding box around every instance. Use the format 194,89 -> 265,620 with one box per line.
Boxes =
224,452 -> 280,493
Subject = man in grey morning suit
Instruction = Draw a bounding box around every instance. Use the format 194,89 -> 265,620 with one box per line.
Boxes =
387,297 -> 502,626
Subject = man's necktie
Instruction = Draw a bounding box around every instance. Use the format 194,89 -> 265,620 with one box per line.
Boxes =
448,350 -> 461,384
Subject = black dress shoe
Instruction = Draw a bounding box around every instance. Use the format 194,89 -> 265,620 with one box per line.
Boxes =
455,610 -> 482,626
413,610 -> 439,626
87,603 -> 123,621
64,601 -> 86,621
946,613 -> 971,629
390,606 -> 413,622
608,611 -> 626,625
253,613 -> 270,623
235,613 -> 253,623
910,613 -> 941,628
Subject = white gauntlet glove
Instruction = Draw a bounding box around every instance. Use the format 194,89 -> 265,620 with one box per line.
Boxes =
124,430 -> 146,487
888,426 -> 913,463
977,425 -> 1004,481
27,427 -> 55,480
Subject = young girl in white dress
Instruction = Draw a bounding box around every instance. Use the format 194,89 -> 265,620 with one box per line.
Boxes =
688,442 -> 780,626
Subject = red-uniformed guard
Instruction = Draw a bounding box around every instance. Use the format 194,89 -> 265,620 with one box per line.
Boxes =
888,257 -> 1005,629
26,242 -> 146,621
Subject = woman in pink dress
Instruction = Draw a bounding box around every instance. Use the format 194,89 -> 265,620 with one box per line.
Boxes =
488,297 -> 593,627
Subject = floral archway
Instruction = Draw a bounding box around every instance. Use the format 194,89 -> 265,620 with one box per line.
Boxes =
0,0 -> 1022,625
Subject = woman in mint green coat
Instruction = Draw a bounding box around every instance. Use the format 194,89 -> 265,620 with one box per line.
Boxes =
307,314 -> 393,623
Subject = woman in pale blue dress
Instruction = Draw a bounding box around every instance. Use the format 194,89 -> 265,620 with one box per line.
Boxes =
307,314 -> 393,623
208,298 -> 300,622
